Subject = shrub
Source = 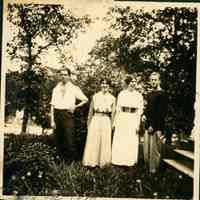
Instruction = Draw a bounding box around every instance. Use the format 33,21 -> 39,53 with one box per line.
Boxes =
3,134 -> 193,198
4,134 -> 59,195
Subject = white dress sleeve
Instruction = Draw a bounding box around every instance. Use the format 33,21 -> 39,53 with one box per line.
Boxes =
111,96 -> 116,127
113,92 -> 123,127
137,92 -> 144,117
87,96 -> 94,127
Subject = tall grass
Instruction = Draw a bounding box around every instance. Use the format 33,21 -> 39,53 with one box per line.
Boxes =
3,134 -> 193,198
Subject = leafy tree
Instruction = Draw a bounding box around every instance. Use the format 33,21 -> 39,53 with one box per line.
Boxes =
86,6 -> 197,136
5,71 -> 23,120
7,4 -> 91,133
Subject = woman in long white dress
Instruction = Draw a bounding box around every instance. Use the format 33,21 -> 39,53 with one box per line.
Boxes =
82,79 -> 115,168
112,76 -> 144,166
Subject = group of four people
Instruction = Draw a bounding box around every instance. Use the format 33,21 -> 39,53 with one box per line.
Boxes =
50,68 -> 168,174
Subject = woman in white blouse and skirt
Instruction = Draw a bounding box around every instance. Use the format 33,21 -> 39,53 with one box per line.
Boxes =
112,76 -> 144,166
82,78 -> 115,168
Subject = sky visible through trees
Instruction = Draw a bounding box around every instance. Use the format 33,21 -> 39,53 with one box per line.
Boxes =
5,2 -> 197,136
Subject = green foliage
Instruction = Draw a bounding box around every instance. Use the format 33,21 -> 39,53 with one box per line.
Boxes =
4,134 -> 58,195
4,134 -> 192,198
5,71 -> 23,118
7,4 -> 91,65
6,4 -> 91,132
74,106 -> 89,159
6,6 -> 196,136
86,6 -> 197,136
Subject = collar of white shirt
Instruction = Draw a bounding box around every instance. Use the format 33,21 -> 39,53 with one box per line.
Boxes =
57,81 -> 73,89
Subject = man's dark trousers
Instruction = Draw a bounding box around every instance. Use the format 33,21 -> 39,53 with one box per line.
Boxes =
54,109 -> 78,161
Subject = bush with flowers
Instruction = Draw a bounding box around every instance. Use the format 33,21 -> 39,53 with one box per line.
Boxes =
4,134 -> 59,195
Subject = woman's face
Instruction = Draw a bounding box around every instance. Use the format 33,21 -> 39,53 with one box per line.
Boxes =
128,79 -> 136,90
101,80 -> 109,92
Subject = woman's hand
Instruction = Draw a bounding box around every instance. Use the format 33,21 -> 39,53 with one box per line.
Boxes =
69,106 -> 76,113
87,119 -> 91,128
141,115 -> 146,123
111,123 -> 115,131
156,130 -> 162,138
148,126 -> 154,134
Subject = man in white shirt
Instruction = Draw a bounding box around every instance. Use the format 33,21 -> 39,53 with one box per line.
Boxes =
50,68 -> 88,162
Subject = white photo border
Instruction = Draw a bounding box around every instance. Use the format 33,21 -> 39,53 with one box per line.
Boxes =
0,0 -> 199,199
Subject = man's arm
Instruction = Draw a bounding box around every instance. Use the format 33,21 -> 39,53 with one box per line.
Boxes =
141,96 -> 149,127
73,86 -> 88,111
113,92 -> 122,129
51,104 -> 56,129
75,99 -> 88,109
111,97 -> 116,129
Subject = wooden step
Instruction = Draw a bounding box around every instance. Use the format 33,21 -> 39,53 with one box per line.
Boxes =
178,138 -> 194,151
173,149 -> 194,160
163,159 -> 193,178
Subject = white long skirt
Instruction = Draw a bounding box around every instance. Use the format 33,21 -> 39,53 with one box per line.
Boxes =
82,113 -> 112,168
111,112 -> 140,166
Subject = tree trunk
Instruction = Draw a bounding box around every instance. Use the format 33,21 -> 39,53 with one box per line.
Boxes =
21,108 -> 29,134
20,26 -> 32,134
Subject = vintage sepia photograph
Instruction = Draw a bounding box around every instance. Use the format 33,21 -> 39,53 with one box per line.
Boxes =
1,0 -> 199,199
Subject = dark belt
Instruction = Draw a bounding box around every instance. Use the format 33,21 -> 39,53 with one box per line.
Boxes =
95,111 -> 111,116
121,107 -> 137,113
54,108 -> 73,114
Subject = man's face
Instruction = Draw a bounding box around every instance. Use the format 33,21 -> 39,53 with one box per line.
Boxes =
150,75 -> 160,89
60,72 -> 70,84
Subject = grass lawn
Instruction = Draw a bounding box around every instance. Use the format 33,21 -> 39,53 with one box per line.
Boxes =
3,134 -> 193,198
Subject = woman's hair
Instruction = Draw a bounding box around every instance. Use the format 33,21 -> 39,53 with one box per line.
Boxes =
100,78 -> 111,85
59,68 -> 71,76
65,68 -> 71,76
124,76 -> 135,85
